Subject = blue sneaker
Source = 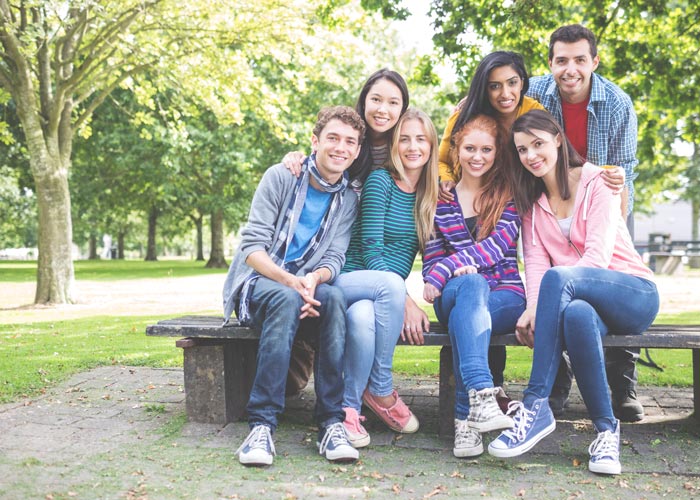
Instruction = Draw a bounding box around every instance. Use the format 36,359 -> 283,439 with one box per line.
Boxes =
236,424 -> 275,466
317,422 -> 359,462
589,420 -> 622,475
488,397 -> 556,458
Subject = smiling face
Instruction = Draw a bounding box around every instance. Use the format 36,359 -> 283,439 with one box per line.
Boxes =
513,129 -> 561,182
456,128 -> 497,182
549,39 -> 600,104
363,78 -> 404,139
397,118 -> 431,176
487,65 -> 524,117
311,118 -> 361,183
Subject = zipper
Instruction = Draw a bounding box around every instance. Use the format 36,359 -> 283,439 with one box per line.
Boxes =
568,238 -> 582,257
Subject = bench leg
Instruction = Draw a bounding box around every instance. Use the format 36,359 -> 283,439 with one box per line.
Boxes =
181,340 -> 258,424
439,346 -> 455,436
693,348 -> 699,422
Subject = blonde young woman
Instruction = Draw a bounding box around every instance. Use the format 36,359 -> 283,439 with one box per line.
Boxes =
334,108 -> 439,447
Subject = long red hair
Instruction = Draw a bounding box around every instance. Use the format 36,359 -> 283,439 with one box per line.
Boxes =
450,115 -> 513,241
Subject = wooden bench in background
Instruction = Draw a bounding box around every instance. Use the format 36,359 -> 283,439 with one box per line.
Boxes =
147,316 -> 700,435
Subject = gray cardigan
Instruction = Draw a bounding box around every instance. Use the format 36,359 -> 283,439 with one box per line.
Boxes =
222,163 -> 358,323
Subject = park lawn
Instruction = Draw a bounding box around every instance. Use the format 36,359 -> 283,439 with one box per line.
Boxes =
0,315 -> 180,403
1,311 -> 698,405
393,310 -> 700,388
0,259 -> 227,283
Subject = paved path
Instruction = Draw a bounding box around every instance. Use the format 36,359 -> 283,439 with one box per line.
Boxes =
1,366 -> 698,499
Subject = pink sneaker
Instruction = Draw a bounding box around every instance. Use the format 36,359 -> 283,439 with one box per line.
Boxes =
362,389 -> 419,433
343,407 -> 370,448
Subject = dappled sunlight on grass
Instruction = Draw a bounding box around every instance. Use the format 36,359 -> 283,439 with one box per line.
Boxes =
0,259 -> 227,283
0,314 -> 181,403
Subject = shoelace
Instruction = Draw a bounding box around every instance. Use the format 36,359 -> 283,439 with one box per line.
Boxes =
235,425 -> 275,456
346,413 -> 367,433
499,401 -> 534,443
504,399 -> 520,417
588,430 -> 619,460
319,422 -> 349,454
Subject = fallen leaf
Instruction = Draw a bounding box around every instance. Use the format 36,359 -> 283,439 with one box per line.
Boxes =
424,485 -> 447,498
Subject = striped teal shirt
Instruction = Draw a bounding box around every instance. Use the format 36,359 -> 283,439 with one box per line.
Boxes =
342,169 -> 418,279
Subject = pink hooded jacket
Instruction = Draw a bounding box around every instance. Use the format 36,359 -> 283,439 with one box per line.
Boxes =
521,162 -> 654,307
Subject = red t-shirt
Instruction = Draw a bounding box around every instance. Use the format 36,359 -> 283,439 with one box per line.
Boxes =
561,98 -> 589,160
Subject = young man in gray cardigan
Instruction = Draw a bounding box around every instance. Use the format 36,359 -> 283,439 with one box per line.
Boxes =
223,106 -> 364,466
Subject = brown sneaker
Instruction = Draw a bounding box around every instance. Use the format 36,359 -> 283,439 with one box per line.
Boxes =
494,387 -> 513,414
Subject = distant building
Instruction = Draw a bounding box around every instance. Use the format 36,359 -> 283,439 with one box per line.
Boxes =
635,200 -> 696,244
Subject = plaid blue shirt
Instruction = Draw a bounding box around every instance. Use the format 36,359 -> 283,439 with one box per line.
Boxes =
527,72 -> 638,214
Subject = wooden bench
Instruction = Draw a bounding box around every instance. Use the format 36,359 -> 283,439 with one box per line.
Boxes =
146,316 -> 700,434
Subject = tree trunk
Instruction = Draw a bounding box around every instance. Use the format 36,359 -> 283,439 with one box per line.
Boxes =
32,161 -> 76,304
192,215 -> 204,261
145,206 -> 159,261
88,234 -> 98,259
205,208 -> 228,268
117,232 -> 126,259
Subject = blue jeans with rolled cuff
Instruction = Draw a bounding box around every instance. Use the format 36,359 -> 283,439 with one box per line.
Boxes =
245,276 -> 347,431
523,266 -> 659,432
433,274 -> 525,420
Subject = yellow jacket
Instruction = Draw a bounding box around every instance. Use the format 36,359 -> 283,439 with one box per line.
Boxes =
438,96 -> 544,182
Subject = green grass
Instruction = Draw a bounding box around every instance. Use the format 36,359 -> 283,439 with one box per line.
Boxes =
392,344 -> 694,387
1,259 -> 698,404
393,309 -> 700,388
0,315 -> 181,403
1,311 -> 697,405
0,259 -> 226,282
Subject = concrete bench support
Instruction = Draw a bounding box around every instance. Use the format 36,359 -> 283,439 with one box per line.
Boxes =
148,316 -> 700,434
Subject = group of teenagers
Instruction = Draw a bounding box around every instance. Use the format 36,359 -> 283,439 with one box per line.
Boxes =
222,24 -> 660,476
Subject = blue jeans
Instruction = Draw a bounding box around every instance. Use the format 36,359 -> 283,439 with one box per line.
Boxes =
333,270 -> 406,411
523,267 -> 659,431
245,276 -> 346,431
433,274 -> 526,420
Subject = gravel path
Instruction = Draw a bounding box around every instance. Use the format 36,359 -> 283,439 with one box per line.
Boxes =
2,269 -> 698,325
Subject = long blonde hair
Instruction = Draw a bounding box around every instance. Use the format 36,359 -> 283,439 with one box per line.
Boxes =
386,108 -> 439,251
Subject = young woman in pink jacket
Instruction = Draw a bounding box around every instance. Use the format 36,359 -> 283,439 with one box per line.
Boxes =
488,110 -> 659,476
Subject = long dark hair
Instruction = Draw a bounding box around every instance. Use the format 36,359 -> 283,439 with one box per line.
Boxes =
509,109 -> 584,216
451,51 -> 530,139
349,68 -> 410,184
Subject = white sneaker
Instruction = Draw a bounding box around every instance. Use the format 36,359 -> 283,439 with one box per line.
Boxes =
454,418 -> 483,458
468,388 -> 515,433
317,422 -> 359,462
235,424 -> 275,466
589,420 -> 622,475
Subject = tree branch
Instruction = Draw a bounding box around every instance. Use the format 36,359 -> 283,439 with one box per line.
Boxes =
72,63 -> 151,130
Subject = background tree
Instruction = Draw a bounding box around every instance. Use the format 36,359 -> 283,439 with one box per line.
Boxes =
1,0 -> 370,303
424,0 -> 700,227
0,97 -> 35,250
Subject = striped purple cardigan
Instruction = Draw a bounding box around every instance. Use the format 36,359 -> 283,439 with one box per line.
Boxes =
422,197 -> 525,297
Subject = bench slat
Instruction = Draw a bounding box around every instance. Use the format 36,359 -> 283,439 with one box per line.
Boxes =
146,316 -> 700,349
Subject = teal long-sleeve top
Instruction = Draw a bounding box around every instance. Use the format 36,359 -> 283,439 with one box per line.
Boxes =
342,168 -> 419,280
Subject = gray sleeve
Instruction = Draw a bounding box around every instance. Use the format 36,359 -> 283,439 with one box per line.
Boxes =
237,165 -> 287,261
